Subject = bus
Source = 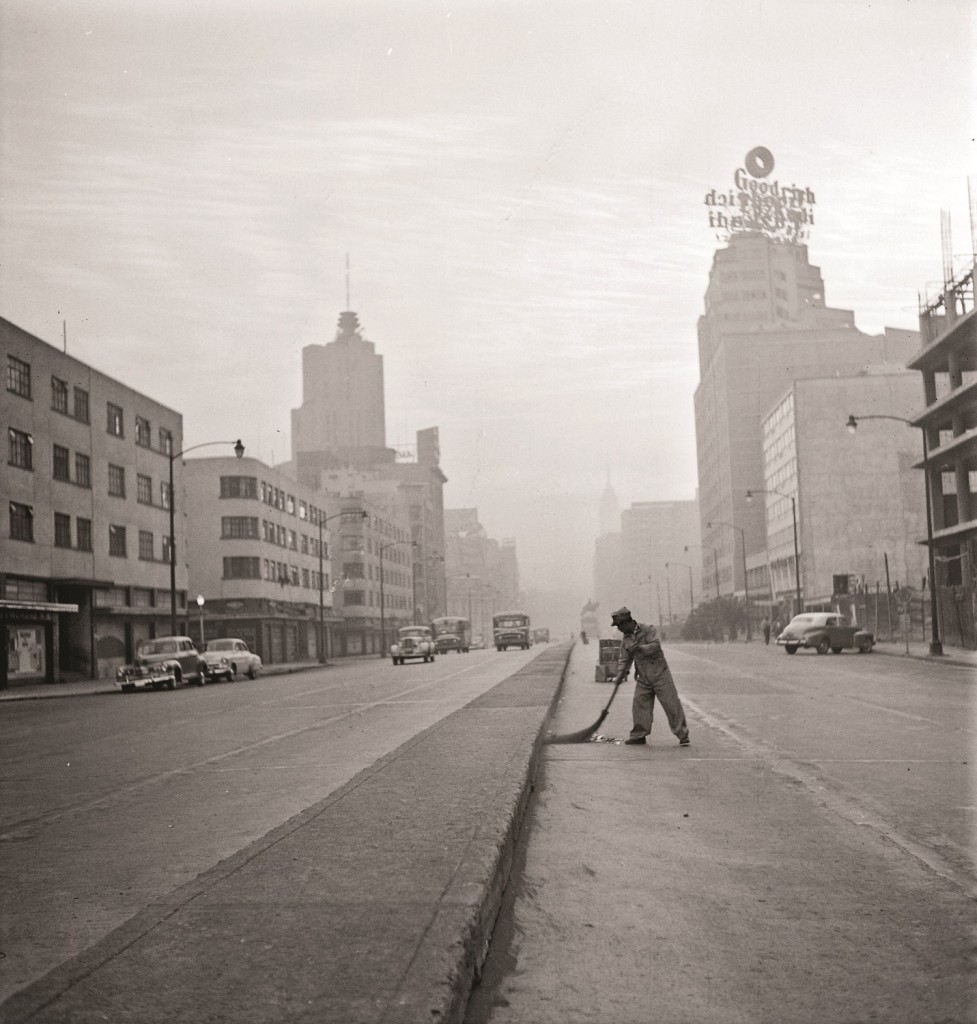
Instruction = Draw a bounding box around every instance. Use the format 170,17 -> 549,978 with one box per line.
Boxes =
431,616 -> 472,654
492,611 -> 531,651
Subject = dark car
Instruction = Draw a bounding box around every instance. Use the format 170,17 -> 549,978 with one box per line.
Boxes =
116,636 -> 208,689
776,613 -> 874,655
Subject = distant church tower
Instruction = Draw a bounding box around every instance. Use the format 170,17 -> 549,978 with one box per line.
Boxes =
291,309 -> 386,458
598,470 -> 620,536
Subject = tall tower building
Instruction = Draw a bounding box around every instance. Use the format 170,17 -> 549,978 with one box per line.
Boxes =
291,310 -> 386,461
694,150 -> 918,601
598,470 -> 621,536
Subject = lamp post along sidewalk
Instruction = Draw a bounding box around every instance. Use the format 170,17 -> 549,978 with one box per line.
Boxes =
709,519 -> 751,640
746,487 -> 801,618
169,439 -> 244,638
317,509 -> 368,663
666,561 -> 694,622
685,543 -> 720,600
846,414 -> 943,656
379,540 -> 417,656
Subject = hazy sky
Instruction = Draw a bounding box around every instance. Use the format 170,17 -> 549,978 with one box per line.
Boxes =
1,0 -> 973,597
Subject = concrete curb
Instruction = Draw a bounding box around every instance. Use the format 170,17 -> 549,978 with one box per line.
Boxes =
0,644 -> 572,1024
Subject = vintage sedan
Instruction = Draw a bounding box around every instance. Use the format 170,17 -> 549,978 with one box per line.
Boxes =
776,613 -> 874,655
116,636 -> 207,691
390,626 -> 436,665
202,638 -> 261,679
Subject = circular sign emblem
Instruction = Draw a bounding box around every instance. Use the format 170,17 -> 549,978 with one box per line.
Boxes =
745,146 -> 774,178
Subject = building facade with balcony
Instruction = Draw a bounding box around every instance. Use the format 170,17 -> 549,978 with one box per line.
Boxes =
1,316 -> 184,684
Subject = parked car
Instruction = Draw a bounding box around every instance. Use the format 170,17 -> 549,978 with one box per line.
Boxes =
199,644 -> 234,682
202,638 -> 261,679
776,613 -> 874,655
390,625 -> 435,665
470,635 -> 485,650
116,636 -> 207,691
115,662 -> 177,692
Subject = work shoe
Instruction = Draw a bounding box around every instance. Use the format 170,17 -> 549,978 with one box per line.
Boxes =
624,736 -> 646,745
679,733 -> 690,746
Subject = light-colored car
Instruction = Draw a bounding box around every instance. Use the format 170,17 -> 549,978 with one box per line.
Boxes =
776,613 -> 874,655
116,636 -> 206,691
390,625 -> 435,665
202,638 -> 262,679
470,635 -> 485,650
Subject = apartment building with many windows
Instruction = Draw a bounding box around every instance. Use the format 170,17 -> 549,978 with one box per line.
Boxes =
1,317 -> 183,684
184,457 -> 415,661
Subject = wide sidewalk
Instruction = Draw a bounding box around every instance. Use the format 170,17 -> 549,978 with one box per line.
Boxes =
2,638 -> 973,702
0,644 -> 573,1024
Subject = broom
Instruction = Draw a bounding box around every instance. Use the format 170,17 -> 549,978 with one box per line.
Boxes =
546,677 -> 625,744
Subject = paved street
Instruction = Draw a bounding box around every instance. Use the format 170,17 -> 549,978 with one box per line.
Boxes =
466,640 -> 976,1024
0,647 -> 538,1005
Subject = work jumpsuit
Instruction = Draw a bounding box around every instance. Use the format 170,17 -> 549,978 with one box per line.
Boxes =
613,622 -> 688,743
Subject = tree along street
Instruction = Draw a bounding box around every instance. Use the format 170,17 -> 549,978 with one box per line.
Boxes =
466,641 -> 975,1024
0,647 -> 540,1004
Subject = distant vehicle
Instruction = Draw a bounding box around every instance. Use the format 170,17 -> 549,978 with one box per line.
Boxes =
202,638 -> 262,679
470,634 -> 485,650
431,616 -> 472,654
390,625 -> 436,665
776,613 -> 875,655
532,628 -> 550,644
493,611 -> 531,651
116,636 -> 206,691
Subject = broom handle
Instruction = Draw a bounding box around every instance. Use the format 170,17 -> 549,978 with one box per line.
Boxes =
601,677 -> 625,713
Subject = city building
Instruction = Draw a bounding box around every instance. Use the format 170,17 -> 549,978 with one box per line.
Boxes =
286,307 -> 447,632
753,370 -> 929,623
184,456 -> 344,662
443,509 -> 520,638
1,317 -> 184,684
910,257 -> 976,647
694,230 -> 919,601
619,499 -> 700,633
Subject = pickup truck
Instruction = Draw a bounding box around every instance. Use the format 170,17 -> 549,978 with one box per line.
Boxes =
776,613 -> 874,655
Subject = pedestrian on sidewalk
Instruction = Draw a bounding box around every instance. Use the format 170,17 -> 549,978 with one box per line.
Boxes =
762,618 -> 771,645
610,606 -> 690,747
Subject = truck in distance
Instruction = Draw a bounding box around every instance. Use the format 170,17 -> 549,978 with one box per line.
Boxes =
431,616 -> 472,653
493,611 -> 531,651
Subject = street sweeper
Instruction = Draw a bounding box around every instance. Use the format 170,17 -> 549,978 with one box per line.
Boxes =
609,606 -> 690,747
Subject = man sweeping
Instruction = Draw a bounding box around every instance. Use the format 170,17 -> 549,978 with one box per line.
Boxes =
610,606 -> 690,747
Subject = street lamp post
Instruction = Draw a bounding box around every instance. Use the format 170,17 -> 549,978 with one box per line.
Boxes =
196,594 -> 205,646
685,543 -> 720,600
379,540 -> 417,656
666,561 -> 694,622
317,509 -> 368,663
846,414 -> 943,656
709,520 -> 752,641
169,439 -> 244,637
746,487 -> 801,618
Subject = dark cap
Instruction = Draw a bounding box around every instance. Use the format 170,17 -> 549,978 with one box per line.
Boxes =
610,606 -> 633,625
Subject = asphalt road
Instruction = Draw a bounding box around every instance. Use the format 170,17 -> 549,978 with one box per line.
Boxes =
0,646 -> 540,1005
466,640 -> 976,1024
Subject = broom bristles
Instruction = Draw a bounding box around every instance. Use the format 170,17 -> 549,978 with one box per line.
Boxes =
545,708 -> 609,745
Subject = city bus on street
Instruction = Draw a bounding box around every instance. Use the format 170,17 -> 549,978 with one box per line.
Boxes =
492,611 -> 531,651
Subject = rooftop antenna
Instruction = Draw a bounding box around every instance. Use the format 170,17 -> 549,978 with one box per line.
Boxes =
968,177 -> 977,262
940,209 -> 953,289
